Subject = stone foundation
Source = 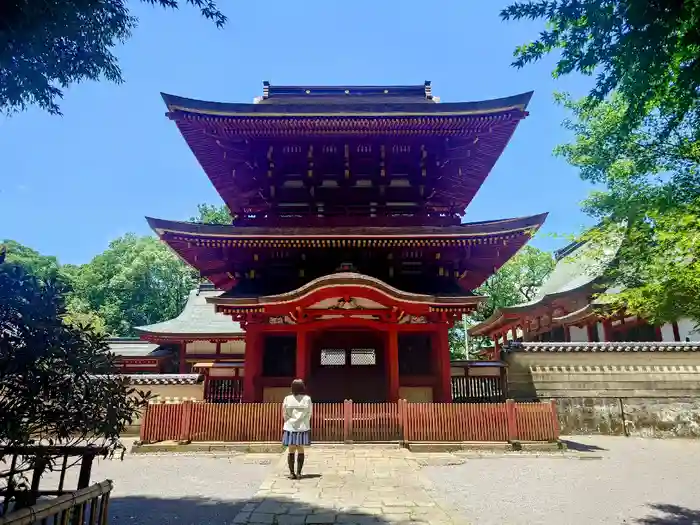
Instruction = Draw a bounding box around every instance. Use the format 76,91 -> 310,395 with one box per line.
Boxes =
553,397 -> 700,438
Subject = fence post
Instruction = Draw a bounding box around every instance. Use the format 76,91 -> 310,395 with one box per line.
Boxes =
506,399 -> 517,441
549,399 -> 560,439
343,400 -> 352,443
179,401 -> 193,443
397,399 -> 407,446
139,404 -> 151,443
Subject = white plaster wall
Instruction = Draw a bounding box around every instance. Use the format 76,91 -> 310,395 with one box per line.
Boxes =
596,322 -> 605,342
186,341 -> 217,354
569,326 -> 589,342
660,323 -> 676,342
678,318 -> 700,341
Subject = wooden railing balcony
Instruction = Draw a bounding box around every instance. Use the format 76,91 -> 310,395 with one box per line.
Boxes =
0,480 -> 112,525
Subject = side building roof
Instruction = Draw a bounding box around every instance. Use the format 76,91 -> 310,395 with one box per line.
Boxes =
468,234 -> 622,336
107,338 -> 172,358
135,283 -> 244,341
504,341 -> 700,353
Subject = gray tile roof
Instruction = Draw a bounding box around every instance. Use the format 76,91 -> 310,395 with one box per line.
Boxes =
90,374 -> 203,385
125,374 -> 203,385
107,338 -> 171,357
469,234 -> 623,335
505,341 -> 700,353
135,285 -> 244,337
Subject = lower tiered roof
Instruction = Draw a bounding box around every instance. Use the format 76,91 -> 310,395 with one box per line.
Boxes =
147,213 -> 547,294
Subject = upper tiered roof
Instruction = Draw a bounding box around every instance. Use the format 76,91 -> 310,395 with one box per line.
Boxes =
162,82 -> 533,223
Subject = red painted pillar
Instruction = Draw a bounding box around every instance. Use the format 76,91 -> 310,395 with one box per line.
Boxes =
602,320 -> 613,342
493,335 -> 501,361
243,328 -> 259,402
178,342 -> 187,374
672,322 -> 681,342
586,324 -> 596,342
387,328 -> 400,402
437,325 -> 452,402
296,328 -> 308,382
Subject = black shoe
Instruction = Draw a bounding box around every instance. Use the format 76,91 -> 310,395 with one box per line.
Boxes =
296,453 -> 305,479
287,453 -> 297,479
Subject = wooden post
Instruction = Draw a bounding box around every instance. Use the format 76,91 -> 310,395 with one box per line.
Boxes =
654,325 -> 663,342
586,323 -> 596,342
77,451 -> 96,490
296,328 -> 308,381
343,399 -> 352,443
602,320 -> 613,342
549,399 -> 560,438
243,329 -> 258,402
387,328 -> 400,402
506,399 -> 517,442
493,335 -> 501,361
672,322 -> 681,342
178,342 -> 187,374
398,398 -> 408,444
179,401 -> 193,443
436,325 -> 452,402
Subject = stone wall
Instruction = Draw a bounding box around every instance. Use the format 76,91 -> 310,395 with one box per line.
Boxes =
505,349 -> 700,399
553,397 -> 700,438
505,344 -> 700,438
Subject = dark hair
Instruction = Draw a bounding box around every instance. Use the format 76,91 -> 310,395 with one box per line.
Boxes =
291,379 -> 306,395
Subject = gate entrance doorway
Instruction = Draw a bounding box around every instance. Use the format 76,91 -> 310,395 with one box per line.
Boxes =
309,330 -> 386,402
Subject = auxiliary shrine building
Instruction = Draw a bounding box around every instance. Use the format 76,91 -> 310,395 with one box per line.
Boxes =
123,82 -> 548,403
469,237 -> 700,350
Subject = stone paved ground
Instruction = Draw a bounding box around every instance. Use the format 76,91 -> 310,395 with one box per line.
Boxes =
42,437 -> 700,524
422,436 -> 700,525
233,448 -> 461,524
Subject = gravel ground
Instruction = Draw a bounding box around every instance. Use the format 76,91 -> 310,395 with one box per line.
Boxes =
422,436 -> 700,525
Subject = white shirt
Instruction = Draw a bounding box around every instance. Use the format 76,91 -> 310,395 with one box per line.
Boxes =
282,394 -> 313,432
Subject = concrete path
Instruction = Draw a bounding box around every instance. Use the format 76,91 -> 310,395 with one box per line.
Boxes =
232,448 -> 464,525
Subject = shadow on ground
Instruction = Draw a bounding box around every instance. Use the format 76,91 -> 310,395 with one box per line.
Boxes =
110,496 -> 394,524
634,504 -> 700,524
561,439 -> 607,452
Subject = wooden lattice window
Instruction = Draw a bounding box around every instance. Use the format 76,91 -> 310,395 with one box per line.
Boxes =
320,349 -> 346,366
350,348 -> 376,366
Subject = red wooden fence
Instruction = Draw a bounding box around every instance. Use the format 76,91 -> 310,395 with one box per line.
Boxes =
140,399 -> 559,444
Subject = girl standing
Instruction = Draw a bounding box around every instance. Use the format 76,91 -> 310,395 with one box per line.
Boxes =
282,379 -> 312,479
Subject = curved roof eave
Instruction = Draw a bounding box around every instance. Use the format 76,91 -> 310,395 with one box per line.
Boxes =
209,272 -> 487,308
161,91 -> 534,117
145,213 -> 549,239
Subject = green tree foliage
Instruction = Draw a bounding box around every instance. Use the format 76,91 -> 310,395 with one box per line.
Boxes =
556,95 -> 700,324
0,261 -> 148,449
502,0 -> 700,139
503,1 -> 700,325
449,246 -> 555,359
189,203 -> 233,224
1,239 -> 61,280
69,234 -> 199,336
1,0 -> 226,115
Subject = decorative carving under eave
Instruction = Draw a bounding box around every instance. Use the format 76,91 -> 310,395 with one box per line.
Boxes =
408,315 -> 428,324
329,297 -> 363,310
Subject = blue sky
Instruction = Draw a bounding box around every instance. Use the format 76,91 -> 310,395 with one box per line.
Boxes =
2,0 -> 593,265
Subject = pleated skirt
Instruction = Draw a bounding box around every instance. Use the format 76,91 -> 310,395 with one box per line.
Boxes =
282,430 -> 311,446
